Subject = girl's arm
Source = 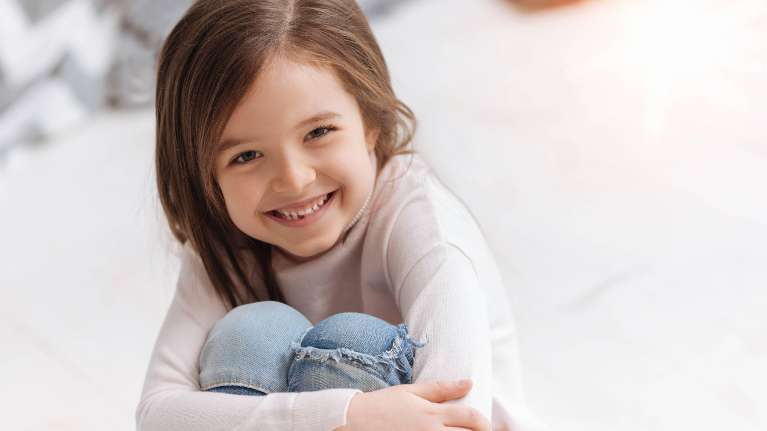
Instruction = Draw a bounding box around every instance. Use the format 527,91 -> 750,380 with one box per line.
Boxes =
386,193 -> 545,430
392,241 -> 494,421
135,244 -> 361,431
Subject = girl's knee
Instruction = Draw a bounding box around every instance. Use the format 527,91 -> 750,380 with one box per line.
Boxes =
207,301 -> 307,339
204,301 -> 310,349
288,313 -> 427,391
300,312 -> 396,354
225,300 -> 303,325
199,301 -> 312,393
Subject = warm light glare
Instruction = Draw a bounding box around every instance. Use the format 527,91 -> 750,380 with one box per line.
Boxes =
618,0 -> 753,141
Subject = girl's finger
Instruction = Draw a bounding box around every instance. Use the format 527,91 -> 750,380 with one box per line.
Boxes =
441,405 -> 492,431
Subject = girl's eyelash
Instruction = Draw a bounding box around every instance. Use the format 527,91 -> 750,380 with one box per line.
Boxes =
230,124 -> 337,165
307,124 -> 337,140
231,150 -> 262,165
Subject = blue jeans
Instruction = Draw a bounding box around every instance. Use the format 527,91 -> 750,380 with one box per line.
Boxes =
199,301 -> 427,395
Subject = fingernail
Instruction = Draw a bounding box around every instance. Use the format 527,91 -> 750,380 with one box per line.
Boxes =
458,379 -> 470,386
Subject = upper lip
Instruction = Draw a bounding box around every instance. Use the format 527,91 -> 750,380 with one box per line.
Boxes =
265,190 -> 333,212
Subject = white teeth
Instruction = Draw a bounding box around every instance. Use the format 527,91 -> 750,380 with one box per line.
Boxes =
275,192 -> 330,219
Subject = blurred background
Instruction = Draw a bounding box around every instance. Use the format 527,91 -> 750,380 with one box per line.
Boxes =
1,0 -> 766,429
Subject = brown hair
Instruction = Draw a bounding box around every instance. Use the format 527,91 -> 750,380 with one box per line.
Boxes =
155,0 -> 417,310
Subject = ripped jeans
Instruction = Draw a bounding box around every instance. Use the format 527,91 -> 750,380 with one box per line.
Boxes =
198,301 -> 427,395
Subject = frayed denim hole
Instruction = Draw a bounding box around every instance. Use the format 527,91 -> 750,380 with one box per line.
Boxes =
395,324 -> 428,348
290,344 -> 395,383
288,326 -> 314,361
296,325 -> 314,345
387,324 -> 429,382
291,344 -> 388,367
289,323 -> 430,383
291,331 -> 417,378
392,324 -> 428,359
374,324 -> 427,379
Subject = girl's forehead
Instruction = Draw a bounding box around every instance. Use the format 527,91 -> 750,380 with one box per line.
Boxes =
221,57 -> 359,139
257,55 -> 339,92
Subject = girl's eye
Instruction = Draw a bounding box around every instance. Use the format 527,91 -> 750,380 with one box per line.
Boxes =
306,124 -> 336,141
229,125 -> 335,165
232,150 -> 261,165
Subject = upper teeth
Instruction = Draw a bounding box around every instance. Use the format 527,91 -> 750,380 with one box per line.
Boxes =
276,193 -> 329,218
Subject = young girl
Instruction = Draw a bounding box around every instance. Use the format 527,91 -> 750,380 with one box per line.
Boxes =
135,1 -> 537,430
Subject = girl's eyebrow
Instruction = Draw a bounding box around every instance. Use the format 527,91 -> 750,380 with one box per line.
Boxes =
295,111 -> 341,130
217,111 -> 342,153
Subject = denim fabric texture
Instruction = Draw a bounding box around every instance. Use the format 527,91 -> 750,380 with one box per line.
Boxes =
199,301 -> 427,395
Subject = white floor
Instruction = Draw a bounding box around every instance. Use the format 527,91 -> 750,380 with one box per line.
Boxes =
2,0 -> 766,430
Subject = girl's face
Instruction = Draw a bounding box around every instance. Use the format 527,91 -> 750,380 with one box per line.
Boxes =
214,56 -> 378,263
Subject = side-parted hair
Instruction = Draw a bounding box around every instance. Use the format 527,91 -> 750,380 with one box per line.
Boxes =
155,0 -> 417,310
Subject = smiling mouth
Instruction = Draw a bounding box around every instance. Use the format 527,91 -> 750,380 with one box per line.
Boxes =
266,189 -> 337,221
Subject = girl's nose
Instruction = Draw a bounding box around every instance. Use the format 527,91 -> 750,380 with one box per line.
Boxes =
271,156 -> 317,194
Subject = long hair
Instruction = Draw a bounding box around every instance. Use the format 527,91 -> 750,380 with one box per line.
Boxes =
155,0 -> 417,310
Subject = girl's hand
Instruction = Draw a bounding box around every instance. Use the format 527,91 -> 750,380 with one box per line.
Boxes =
336,379 -> 491,431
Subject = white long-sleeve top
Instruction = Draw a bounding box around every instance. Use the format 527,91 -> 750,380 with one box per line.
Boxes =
135,151 -> 541,431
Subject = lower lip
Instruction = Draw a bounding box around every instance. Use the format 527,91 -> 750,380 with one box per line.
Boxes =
265,190 -> 337,227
